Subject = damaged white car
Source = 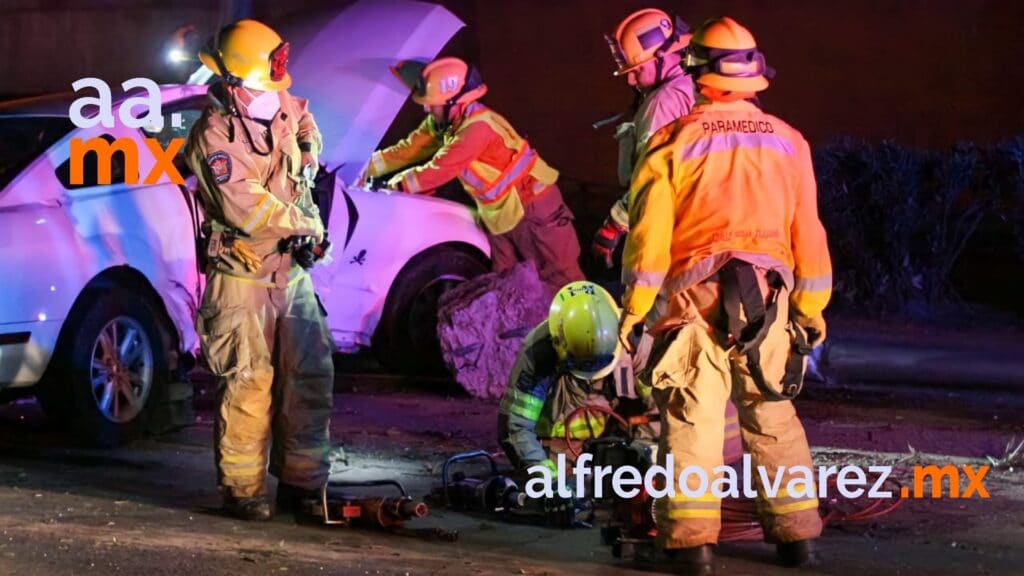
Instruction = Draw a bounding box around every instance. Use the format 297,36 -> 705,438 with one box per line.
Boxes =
0,1 -> 489,445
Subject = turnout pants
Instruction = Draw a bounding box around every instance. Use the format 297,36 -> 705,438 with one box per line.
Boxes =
646,267 -> 822,548
487,184 -> 584,290
197,268 -> 334,499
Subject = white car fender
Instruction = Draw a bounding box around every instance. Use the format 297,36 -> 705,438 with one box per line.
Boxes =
311,181 -> 490,350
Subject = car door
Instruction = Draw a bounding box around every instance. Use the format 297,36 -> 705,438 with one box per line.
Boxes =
0,116 -> 77,386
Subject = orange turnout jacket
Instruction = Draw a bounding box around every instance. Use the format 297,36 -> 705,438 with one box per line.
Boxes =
366,102 -> 558,235
622,98 -> 832,322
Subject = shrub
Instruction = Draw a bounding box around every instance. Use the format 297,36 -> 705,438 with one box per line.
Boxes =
814,137 -> 1024,319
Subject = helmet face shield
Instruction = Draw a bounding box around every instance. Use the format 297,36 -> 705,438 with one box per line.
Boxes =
269,42 -> 290,83
686,44 -> 767,79
604,33 -> 629,71
565,353 -> 618,380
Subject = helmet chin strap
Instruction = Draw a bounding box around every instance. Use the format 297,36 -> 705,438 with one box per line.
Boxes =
652,14 -> 688,89
438,64 -> 482,130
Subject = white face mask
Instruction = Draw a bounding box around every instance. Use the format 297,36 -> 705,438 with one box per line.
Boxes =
241,89 -> 280,121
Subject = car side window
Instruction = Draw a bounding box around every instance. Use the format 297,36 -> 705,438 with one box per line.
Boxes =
143,101 -> 205,178
55,133 -> 129,189
0,117 -> 74,190
143,108 -> 203,151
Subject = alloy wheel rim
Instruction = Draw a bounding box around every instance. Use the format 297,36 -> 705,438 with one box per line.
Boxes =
89,316 -> 154,423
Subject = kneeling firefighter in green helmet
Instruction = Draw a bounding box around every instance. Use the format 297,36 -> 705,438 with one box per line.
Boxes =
497,282 -> 656,519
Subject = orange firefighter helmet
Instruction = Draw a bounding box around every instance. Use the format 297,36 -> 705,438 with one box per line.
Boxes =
390,57 -> 488,107
606,9 -> 691,76
684,17 -> 772,93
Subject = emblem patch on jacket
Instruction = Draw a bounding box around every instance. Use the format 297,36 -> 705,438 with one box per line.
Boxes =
207,151 -> 232,184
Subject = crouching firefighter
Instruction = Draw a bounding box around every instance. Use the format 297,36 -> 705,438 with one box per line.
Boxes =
360,57 -> 584,292
186,19 -> 337,521
498,281 -> 653,525
619,17 -> 831,574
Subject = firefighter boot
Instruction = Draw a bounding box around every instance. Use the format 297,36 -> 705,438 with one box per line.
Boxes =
777,539 -> 817,567
223,496 -> 272,522
635,543 -> 714,575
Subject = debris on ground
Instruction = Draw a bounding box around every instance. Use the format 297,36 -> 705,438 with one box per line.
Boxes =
437,261 -> 549,399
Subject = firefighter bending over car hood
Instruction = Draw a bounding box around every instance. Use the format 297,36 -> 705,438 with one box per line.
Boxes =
360,56 -> 585,292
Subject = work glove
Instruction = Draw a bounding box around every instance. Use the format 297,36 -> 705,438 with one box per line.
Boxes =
229,239 -> 262,273
631,329 -> 655,375
591,217 -> 627,269
288,233 -> 332,270
291,239 -> 317,269
312,232 -> 332,261
618,311 -> 645,355
794,314 -> 827,347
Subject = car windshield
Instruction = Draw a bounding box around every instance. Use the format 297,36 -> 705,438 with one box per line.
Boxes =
0,116 -> 74,190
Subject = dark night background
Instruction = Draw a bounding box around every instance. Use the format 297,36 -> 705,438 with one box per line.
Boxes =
2,0 -> 1023,321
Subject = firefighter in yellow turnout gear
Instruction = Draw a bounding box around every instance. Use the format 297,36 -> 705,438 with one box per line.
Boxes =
363,57 -> 584,290
619,17 -> 831,574
186,19 -> 335,521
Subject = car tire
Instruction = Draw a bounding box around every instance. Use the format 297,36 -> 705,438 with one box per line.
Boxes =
37,287 -> 170,447
374,244 -> 488,374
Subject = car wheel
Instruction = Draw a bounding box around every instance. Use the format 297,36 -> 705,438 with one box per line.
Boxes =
374,245 -> 488,374
38,287 -> 169,447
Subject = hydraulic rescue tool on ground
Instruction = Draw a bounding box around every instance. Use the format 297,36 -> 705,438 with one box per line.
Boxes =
428,450 -> 594,528
430,450 -> 526,513
585,435 -> 661,558
298,479 -> 428,529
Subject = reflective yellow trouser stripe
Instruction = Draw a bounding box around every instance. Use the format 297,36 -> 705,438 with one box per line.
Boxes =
757,488 -> 820,516
664,492 -> 721,519
219,451 -> 265,481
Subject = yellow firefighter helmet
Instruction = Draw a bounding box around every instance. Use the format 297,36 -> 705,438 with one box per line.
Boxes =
199,19 -> 291,91
548,281 -> 623,381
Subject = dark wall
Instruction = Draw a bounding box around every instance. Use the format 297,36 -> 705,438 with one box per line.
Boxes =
434,0 -> 1024,185
0,0 -> 235,95
3,0 -> 1022,186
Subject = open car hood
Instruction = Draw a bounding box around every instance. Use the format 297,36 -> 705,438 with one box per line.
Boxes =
276,0 -> 463,182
